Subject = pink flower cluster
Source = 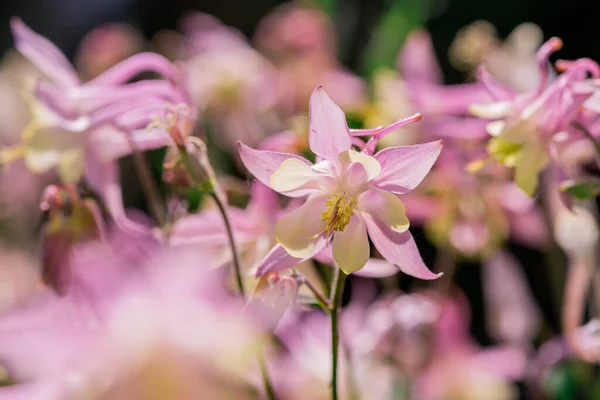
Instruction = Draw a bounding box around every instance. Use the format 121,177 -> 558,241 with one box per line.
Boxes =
0,5 -> 599,400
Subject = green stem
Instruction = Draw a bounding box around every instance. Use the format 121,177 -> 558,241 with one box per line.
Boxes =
329,269 -> 347,400
208,190 -> 245,297
121,129 -> 167,226
300,276 -> 331,309
258,349 -> 276,400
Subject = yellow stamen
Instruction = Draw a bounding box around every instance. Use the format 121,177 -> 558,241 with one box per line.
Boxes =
320,193 -> 357,239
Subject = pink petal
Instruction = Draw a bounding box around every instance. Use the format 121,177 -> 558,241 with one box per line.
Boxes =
398,30 -> 442,84
238,142 -> 312,190
89,127 -> 170,162
373,141 -> 443,194
364,216 -> 440,280
255,240 -> 327,277
83,52 -> 178,86
11,17 -> 79,88
352,258 -> 400,278
308,85 -> 352,159
482,251 -> 540,344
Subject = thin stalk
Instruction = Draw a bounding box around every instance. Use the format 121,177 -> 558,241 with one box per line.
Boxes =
571,121 -> 600,155
258,350 -> 276,400
208,190 -> 245,297
329,269 -> 347,400
123,131 -> 167,226
300,276 -> 331,309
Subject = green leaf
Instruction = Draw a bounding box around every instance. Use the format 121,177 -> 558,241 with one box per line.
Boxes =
185,187 -> 205,212
360,0 -> 427,78
560,180 -> 600,200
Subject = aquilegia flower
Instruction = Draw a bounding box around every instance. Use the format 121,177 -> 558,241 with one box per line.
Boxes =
470,37 -> 599,195
239,85 -> 442,277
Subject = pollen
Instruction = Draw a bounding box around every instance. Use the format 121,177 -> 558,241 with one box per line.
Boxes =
321,193 -> 357,237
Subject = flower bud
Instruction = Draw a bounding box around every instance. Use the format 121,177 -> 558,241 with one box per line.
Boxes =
163,138 -> 216,194
40,184 -> 105,295
249,272 -> 298,329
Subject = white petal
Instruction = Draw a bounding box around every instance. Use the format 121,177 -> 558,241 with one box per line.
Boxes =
359,189 -> 409,232
274,196 -> 326,258
332,215 -> 370,274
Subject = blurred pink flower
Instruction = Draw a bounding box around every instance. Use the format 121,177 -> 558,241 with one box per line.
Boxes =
402,149 -> 548,258
417,293 -> 527,400
179,13 -> 280,151
1,19 -> 190,233
239,85 -> 442,277
75,23 -> 145,81
0,233 -> 266,399
254,4 -> 365,113
399,30 -> 492,118
470,38 -> 598,195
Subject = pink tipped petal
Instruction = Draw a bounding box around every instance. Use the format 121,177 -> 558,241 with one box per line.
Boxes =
373,141 -> 443,194
11,17 -> 79,88
238,142 -> 311,190
359,189 -> 409,232
349,114 -> 422,138
365,216 -> 440,280
332,215 -> 370,274
274,195 -> 326,258
351,258 -> 400,278
308,85 -> 352,159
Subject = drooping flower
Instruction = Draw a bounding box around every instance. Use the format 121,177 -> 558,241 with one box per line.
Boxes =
0,19 -> 190,232
470,38 -> 599,195
239,85 -> 442,277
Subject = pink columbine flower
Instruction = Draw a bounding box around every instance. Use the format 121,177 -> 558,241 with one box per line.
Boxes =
239,85 -> 442,277
2,19 -> 190,232
470,38 -> 599,195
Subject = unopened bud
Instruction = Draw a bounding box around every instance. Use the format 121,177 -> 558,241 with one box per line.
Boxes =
250,272 -> 298,328
163,137 -> 216,193
40,184 -> 105,295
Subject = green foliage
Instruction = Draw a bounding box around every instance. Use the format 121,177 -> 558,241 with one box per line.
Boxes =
360,0 -> 430,78
560,180 -> 600,200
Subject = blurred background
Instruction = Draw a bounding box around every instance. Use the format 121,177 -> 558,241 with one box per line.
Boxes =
1,1 -> 600,398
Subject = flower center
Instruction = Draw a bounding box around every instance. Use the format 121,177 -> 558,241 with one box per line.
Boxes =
320,192 -> 357,237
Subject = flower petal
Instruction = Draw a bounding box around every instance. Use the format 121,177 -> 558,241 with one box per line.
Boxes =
338,150 -> 381,181
270,158 -> 329,196
469,101 -> 513,119
274,195 -> 326,258
364,215 -> 441,279
352,258 -> 400,278
11,18 -> 79,88
514,142 -> 548,196
57,148 -> 85,183
238,142 -> 312,193
255,239 -> 328,277
359,189 -> 409,232
332,215 -> 370,274
373,141 -> 442,194
308,85 -> 352,159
